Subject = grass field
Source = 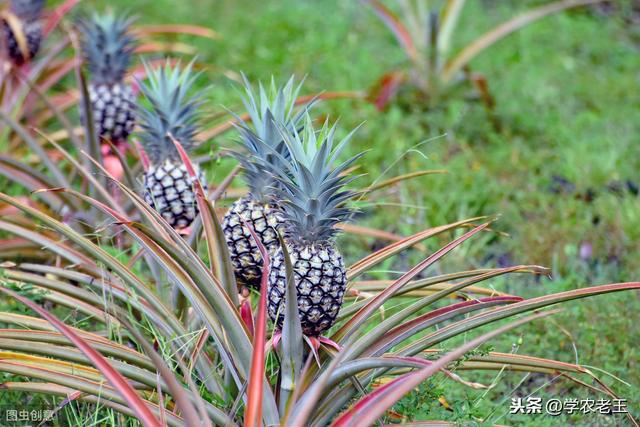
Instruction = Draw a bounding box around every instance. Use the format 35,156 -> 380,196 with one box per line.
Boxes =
1,0 -> 639,424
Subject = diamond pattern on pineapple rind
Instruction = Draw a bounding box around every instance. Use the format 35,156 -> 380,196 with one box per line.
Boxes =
143,160 -> 207,230
89,82 -> 136,143
267,242 -> 346,337
222,196 -> 285,289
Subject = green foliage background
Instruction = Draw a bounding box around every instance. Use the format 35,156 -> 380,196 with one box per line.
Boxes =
93,0 -> 640,423
2,0 -> 639,424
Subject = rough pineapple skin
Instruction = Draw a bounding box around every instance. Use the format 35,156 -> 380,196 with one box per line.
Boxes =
222,195 -> 285,289
267,242 -> 346,337
143,160 -> 207,230
89,82 -> 136,143
2,19 -> 42,65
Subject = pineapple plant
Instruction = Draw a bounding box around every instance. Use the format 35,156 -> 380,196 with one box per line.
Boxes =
137,61 -> 207,230
222,76 -> 310,289
1,0 -> 45,65
78,11 -> 137,143
266,115 -> 362,337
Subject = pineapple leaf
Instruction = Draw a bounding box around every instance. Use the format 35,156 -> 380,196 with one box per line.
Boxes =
278,233 -> 304,416
266,115 -> 364,244
230,74 -> 313,202
78,10 -> 137,85
137,59 -> 204,164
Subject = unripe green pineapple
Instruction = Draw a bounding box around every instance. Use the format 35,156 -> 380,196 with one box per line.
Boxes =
266,115 -> 362,337
222,76 -> 311,289
2,0 -> 45,65
137,61 -> 207,230
79,12 -> 136,143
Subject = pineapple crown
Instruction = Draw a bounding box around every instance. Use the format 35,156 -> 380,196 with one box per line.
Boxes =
9,0 -> 44,21
231,74 -> 312,202
267,115 -> 364,245
137,60 -> 203,165
78,11 -> 136,85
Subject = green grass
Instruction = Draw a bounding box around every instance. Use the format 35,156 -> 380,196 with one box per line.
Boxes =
1,0 -> 638,424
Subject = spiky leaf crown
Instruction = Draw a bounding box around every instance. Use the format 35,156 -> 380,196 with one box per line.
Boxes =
232,75 -> 311,202
137,60 -> 203,165
10,0 -> 44,21
268,115 -> 363,245
78,11 -> 136,85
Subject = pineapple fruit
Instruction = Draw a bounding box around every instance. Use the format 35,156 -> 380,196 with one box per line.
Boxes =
1,0 -> 45,65
137,61 -> 207,230
79,12 -> 136,143
266,115 -> 362,337
222,76 -> 310,289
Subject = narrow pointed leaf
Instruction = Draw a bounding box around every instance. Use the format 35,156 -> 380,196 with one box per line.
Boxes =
0,287 -> 162,427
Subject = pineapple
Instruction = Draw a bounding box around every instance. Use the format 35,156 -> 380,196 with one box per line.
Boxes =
79,12 -> 136,143
137,61 -> 207,230
1,0 -> 45,65
266,115 -> 362,337
222,76 -> 311,289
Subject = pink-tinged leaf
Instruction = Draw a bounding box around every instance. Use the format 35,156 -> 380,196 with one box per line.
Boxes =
327,356 -> 487,390
44,0 -> 80,36
171,135 -> 239,303
171,135 -> 198,178
134,24 -> 220,40
399,282 -> 640,358
242,220 -> 271,427
347,216 -> 489,281
318,337 -> 342,352
0,287 -> 161,427
188,328 -> 210,373
331,310 -> 559,427
334,223 -> 491,343
362,0 -> 420,63
132,139 -> 151,171
369,296 -> 524,356
272,331 -> 282,349
135,41 -> 198,55
241,300 -> 255,338
369,71 -> 406,111
36,59 -> 81,94
304,336 -> 322,367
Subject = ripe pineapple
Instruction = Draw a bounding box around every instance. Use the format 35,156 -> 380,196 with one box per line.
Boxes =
137,61 -> 207,230
79,12 -> 136,143
266,115 -> 362,337
222,76 -> 310,289
1,0 -> 45,65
